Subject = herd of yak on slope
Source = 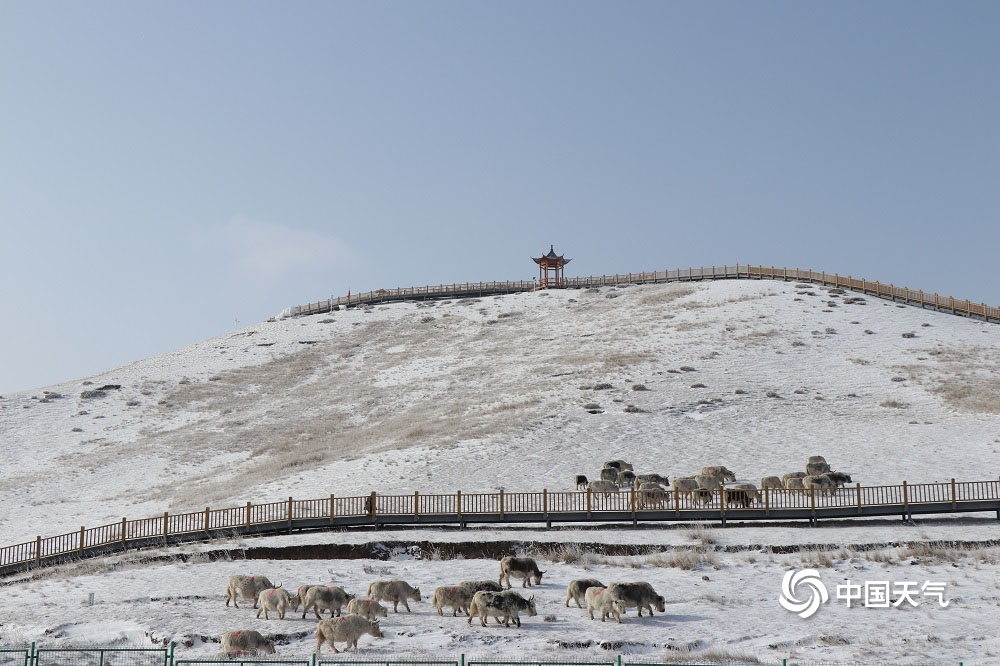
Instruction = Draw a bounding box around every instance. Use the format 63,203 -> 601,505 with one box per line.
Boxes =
217,458 -> 850,655
219,556 -> 665,655
576,457 -> 853,509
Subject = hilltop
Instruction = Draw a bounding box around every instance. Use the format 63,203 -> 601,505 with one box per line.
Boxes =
2,278 -> 998,545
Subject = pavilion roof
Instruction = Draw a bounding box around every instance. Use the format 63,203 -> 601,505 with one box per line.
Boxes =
532,245 -> 571,266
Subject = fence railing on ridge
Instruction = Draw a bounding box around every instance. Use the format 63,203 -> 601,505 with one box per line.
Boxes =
281,265 -> 1000,324
2,478 -> 1000,576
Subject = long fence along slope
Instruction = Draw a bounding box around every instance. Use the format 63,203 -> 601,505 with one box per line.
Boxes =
2,479 -> 999,576
280,265 -> 1000,323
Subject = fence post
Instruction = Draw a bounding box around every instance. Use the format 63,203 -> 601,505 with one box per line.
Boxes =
370,491 -> 378,519
169,642 -> 175,666
857,483 -> 862,514
543,489 -> 548,516
903,480 -> 909,521
719,488 -> 726,526
674,486 -> 680,514
810,486 -> 816,524
287,496 -> 293,533
764,485 -> 769,515
500,489 -> 505,518
951,478 -> 956,509
204,507 -> 210,533
456,490 -> 462,520
79,526 -> 85,555
36,536 -> 41,566
163,512 -> 168,546
122,517 -> 127,548
246,502 -> 252,529
414,491 -> 420,518
330,493 -> 335,522
586,487 -> 592,516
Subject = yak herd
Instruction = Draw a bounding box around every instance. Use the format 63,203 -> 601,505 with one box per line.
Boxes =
576,457 -> 854,509
220,556 -> 667,655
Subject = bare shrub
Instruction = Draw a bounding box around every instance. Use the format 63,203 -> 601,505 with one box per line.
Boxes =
638,285 -> 697,306
648,549 -> 718,570
865,549 -> 898,564
593,383 -> 613,390
653,648 -> 764,664
631,384 -> 649,391
686,523 -> 717,545
880,399 -> 909,409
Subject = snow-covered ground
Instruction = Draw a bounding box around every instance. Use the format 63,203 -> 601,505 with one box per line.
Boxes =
2,279 -> 999,663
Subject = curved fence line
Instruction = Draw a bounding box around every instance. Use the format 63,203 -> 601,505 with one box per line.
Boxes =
280,265 -> 1000,323
3,479 -> 999,577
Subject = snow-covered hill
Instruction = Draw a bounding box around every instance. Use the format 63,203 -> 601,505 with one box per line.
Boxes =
2,278 -> 1000,663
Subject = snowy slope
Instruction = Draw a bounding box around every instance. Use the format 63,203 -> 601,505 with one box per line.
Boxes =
2,279 -> 999,663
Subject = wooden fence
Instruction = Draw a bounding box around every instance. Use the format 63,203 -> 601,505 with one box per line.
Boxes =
281,265 -> 1000,323
3,479 -> 999,576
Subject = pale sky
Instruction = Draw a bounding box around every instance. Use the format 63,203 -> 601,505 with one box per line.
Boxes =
1,1 -> 997,394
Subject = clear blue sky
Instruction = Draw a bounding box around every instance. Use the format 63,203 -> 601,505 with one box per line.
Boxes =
1,1 -> 997,394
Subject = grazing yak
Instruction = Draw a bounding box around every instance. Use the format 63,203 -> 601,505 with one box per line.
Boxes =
825,471 -> 853,486
566,579 -> 605,608
459,579 -> 503,594
301,585 -> 353,619
367,580 -> 421,612
785,476 -> 806,489
637,483 -> 668,509
694,474 -> 722,491
225,575 -> 274,609
806,457 -> 831,475
636,473 -> 670,486
432,585 -> 474,617
585,585 -> 627,623
691,488 -> 714,506
588,480 -> 618,496
804,474 -> 838,495
607,581 -> 666,617
315,615 -> 383,654
575,474 -> 589,490
671,477 -> 700,496
256,587 -> 296,620
467,590 -> 537,627
603,460 -> 634,472
345,598 -> 388,621
781,472 -> 806,487
296,585 -> 316,610
760,476 -> 783,490
700,466 -> 736,482
723,483 -> 760,508
599,468 -> 620,484
498,556 -> 544,589
220,630 -> 275,656
617,470 -> 637,487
